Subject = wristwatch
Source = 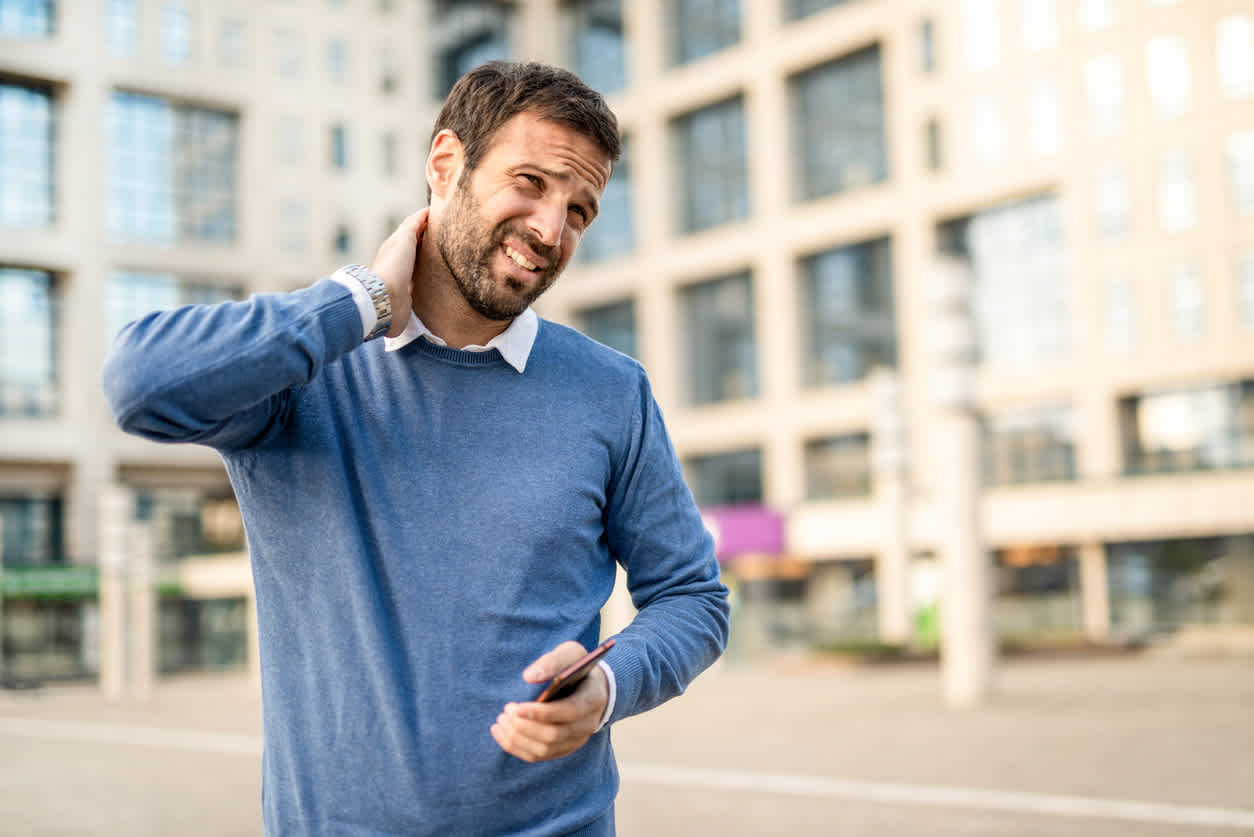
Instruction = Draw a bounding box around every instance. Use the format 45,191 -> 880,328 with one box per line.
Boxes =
339,264 -> 392,341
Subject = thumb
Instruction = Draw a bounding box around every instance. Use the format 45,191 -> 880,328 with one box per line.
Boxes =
522,641 -> 587,684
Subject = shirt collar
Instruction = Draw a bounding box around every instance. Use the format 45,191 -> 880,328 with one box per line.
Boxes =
383,307 -> 538,374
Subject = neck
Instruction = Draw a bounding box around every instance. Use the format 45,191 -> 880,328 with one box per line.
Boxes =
411,234 -> 512,348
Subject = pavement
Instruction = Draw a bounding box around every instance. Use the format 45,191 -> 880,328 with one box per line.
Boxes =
2,654 -> 1252,836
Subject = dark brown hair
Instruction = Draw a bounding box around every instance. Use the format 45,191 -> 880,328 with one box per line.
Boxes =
430,61 -> 621,188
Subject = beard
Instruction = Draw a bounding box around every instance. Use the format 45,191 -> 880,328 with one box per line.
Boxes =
436,180 -> 562,322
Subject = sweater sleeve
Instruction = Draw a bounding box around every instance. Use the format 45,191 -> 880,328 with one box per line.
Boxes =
601,372 -> 731,724
102,278 -> 365,452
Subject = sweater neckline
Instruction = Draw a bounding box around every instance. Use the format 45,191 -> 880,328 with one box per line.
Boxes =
404,335 -> 514,369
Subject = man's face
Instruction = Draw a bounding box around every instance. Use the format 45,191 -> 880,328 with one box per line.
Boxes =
435,111 -> 613,321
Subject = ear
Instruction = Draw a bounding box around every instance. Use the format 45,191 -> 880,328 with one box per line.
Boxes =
427,129 -> 463,201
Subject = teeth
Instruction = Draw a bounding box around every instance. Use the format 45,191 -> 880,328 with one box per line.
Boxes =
506,245 -> 538,271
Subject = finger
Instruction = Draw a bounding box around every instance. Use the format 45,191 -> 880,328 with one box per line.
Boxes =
493,712 -> 584,763
522,640 -> 587,684
505,699 -> 581,725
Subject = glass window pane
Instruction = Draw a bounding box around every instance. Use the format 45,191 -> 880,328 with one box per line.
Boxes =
1103,278 -> 1135,353
1083,54 -> 1124,138
0,268 -> 57,417
1025,76 -> 1062,157
673,96 -> 749,233
962,0 -> 1001,71
1167,262 -> 1203,343
106,0 -> 137,55
791,46 -> 887,201
1228,131 -> 1254,215
162,1 -> 192,66
801,237 -> 896,387
940,194 -> 1068,371
1019,0 -> 1058,52
787,0 -> 856,22
1121,381 -> 1253,474
1157,151 -> 1196,233
0,496 -> 63,566
1238,252 -> 1254,332
983,405 -> 1076,485
681,271 -> 757,405
570,0 -> 626,94
576,298 -> 637,359
0,0 -> 53,36
275,28 -> 303,79
326,38 -> 349,82
969,93 -> 1007,166
670,0 -> 740,66
0,82 -> 55,228
685,448 -> 762,506
1094,164 -> 1130,238
219,18 -> 247,67
1216,16 -> 1254,101
1145,36 -> 1191,120
805,433 -> 871,499
1077,0 -> 1115,31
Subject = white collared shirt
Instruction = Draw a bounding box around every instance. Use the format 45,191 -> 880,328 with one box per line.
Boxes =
329,269 -> 617,727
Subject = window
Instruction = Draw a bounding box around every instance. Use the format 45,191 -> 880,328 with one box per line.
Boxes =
791,46 -> 887,201
918,18 -> 937,74
569,0 -> 626,95
279,200 -> 308,254
1077,0 -> 1115,31
326,38 -> 349,83
1019,0 -> 1058,52
219,18 -> 247,67
162,1 -> 192,66
434,1 -> 511,99
994,546 -> 1082,637
1167,262 -> 1203,343
382,132 -> 398,177
579,136 -> 634,262
940,195 -> 1068,371
1120,380 -> 1254,474
107,92 -> 239,244
0,268 -> 56,417
106,271 -> 243,345
962,0 -> 1001,72
681,271 -> 757,405
805,433 -> 871,499
1103,278 -> 1135,353
0,82 -> 54,228
1238,252 -> 1254,331
983,405 -> 1076,485
330,123 -> 350,170
685,449 -> 762,506
134,489 -> 245,560
787,0 -> 856,22
1094,165 -> 1130,238
1025,77 -> 1062,157
1157,151 -> 1196,233
1145,37 -> 1190,120
576,298 -> 637,359
669,0 -> 739,66
1083,54 -> 1124,138
1108,536 -> 1254,631
379,48 -> 400,95
106,0 -> 137,55
969,93 -> 1006,166
0,0 -> 53,36
673,96 -> 749,233
1216,16 -> 1254,100
1229,132 -> 1254,215
278,116 -> 304,163
925,118 -> 943,172
800,237 -> 896,387
0,496 -> 62,566
275,28 -> 303,80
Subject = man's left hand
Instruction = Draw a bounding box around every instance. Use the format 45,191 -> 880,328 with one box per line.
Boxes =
491,641 -> 609,763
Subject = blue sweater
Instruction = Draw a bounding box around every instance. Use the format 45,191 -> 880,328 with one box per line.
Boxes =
102,279 -> 730,836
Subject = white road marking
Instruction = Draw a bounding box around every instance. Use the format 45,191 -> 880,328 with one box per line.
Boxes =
4,718 -> 1251,830
619,763 -> 1254,831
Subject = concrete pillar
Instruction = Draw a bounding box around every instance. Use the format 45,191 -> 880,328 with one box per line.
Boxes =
1079,541 -> 1111,641
927,257 -> 994,708
97,485 -> 132,700
870,368 -> 912,645
127,524 -> 156,700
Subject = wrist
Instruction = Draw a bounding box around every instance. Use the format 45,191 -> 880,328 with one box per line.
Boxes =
332,264 -> 392,341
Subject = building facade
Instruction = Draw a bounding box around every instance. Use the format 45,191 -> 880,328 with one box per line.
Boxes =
1,0 -> 1252,679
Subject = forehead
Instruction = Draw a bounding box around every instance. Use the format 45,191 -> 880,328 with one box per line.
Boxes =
481,111 -> 613,193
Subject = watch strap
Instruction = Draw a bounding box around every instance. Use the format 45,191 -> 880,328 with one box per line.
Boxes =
336,264 -> 392,341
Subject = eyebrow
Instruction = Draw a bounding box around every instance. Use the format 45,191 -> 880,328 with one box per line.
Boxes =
532,165 -> 601,219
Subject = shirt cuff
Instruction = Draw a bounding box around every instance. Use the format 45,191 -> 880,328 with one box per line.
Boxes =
329,269 -> 378,340
595,660 -> 616,732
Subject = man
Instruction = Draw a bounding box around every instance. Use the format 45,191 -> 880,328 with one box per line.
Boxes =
103,62 -> 729,836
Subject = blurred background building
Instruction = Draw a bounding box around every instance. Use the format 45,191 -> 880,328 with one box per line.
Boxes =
1,0 -> 1252,682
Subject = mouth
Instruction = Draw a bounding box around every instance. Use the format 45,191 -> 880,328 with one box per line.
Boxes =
504,244 -> 542,273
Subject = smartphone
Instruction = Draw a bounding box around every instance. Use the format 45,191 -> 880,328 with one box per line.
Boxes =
534,638 -> 615,703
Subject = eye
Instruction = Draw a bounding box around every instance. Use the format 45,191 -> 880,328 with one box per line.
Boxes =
520,173 -> 543,189
568,204 -> 588,222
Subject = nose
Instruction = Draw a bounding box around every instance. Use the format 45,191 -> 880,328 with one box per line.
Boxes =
527,197 -> 566,248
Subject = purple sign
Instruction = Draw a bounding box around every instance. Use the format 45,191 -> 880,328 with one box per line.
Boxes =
700,505 -> 785,561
